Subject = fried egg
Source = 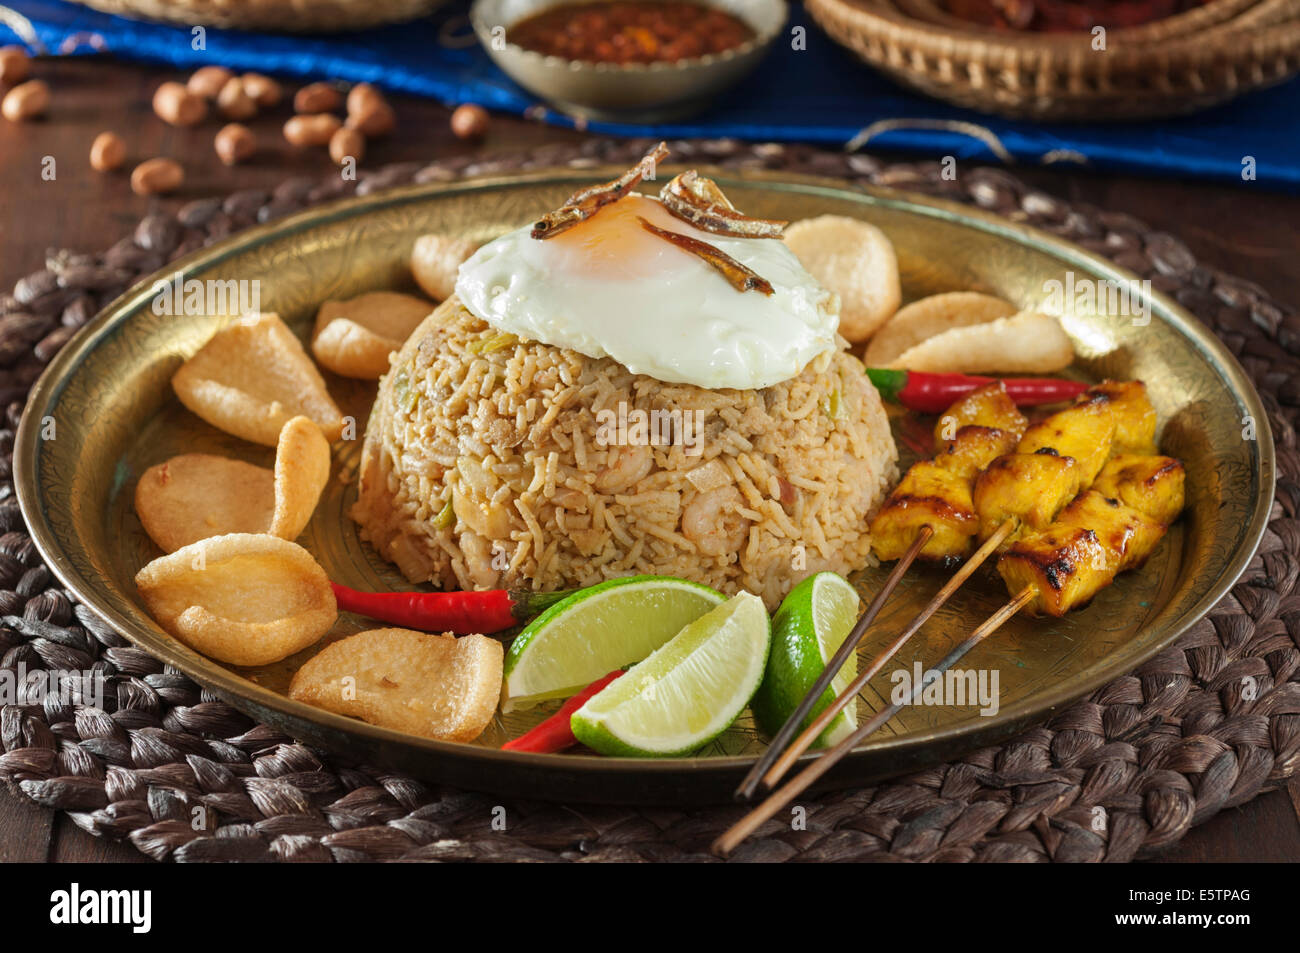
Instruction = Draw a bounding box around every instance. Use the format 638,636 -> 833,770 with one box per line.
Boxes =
454,193 -> 838,390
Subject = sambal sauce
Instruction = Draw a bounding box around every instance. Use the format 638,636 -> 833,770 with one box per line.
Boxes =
506,2 -> 756,64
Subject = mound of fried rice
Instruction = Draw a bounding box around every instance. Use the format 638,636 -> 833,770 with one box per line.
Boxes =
352,298 -> 898,608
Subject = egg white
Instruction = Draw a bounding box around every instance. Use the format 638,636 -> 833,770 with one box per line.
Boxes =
454,194 -> 839,390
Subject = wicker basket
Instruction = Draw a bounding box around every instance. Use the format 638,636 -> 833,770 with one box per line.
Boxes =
807,0 -> 1300,120
67,0 -> 451,33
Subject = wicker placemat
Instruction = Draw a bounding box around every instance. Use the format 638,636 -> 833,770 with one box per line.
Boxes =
1,139 -> 1298,863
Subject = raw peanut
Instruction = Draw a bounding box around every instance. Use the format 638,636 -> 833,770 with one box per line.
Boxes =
0,45 -> 30,85
450,103 -> 489,140
346,101 -> 394,137
90,131 -> 126,171
214,123 -> 256,166
1,79 -> 49,121
187,65 -> 232,99
345,82 -> 395,137
216,76 -> 257,120
152,81 -> 207,126
329,126 -> 364,165
131,157 -> 184,196
294,81 -> 341,114
345,81 -> 383,115
283,113 -> 342,147
241,72 -> 282,108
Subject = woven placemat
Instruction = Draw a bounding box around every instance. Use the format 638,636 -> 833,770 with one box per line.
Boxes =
1,138 -> 1298,863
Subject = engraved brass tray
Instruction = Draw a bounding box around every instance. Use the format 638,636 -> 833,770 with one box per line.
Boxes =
15,169 -> 1274,805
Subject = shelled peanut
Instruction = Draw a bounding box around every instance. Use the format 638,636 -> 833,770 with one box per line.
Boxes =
0,45 -> 30,85
1,79 -> 47,121
345,83 -> 395,138
90,131 -> 126,171
152,81 -> 207,126
215,123 -> 256,165
131,157 -> 184,195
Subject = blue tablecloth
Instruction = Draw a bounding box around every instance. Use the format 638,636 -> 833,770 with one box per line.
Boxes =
3,0 -> 1297,189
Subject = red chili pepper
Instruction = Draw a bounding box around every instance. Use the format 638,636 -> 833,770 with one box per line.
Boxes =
330,583 -> 573,635
865,367 -> 1088,414
501,671 -> 624,753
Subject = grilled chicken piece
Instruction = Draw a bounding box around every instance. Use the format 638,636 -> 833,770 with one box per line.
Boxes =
997,491 -> 1166,616
1093,454 -> 1186,525
869,461 -> 978,564
1053,491 -> 1167,572
932,382 -> 1028,451
972,450 -> 1082,544
1077,380 -> 1157,454
933,425 -> 1020,481
1017,400 -> 1116,486
997,527 -> 1113,618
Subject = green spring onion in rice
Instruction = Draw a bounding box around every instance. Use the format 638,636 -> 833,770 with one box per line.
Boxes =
351,298 -> 898,609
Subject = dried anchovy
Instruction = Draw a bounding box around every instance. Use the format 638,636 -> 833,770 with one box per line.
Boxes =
659,171 -> 787,238
530,141 -> 671,240
637,217 -> 774,296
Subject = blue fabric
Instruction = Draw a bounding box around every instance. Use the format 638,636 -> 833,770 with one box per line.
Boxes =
3,0 -> 1297,189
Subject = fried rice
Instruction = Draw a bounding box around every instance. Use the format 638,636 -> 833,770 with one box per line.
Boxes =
352,297 -> 898,608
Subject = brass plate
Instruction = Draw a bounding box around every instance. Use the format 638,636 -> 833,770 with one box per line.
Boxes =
15,169 -> 1274,805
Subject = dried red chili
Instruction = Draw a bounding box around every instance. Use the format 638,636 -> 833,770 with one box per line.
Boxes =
944,0 -> 1206,32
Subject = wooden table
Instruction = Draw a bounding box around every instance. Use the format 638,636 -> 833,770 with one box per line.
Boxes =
2,55 -> 1298,863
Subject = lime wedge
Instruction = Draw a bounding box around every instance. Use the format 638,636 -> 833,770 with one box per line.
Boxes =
502,575 -> 724,711
752,572 -> 861,748
570,592 -> 771,757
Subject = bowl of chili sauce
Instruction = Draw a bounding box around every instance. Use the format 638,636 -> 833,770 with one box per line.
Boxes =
471,0 -> 788,121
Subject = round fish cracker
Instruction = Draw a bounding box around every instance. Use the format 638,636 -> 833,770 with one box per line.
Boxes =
172,312 -> 344,446
289,628 -> 502,742
270,416 -> 332,540
410,233 -> 478,303
783,215 -> 900,343
135,455 -> 275,553
135,534 -> 336,666
889,310 -> 1075,375
864,291 -> 1018,367
311,291 -> 433,379
136,416 -> 331,553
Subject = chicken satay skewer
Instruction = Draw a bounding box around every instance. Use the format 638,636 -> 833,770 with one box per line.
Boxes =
870,382 -> 1028,566
738,387 -> 1026,800
744,516 -> 1015,798
740,437 -> 1181,811
715,584 -> 1036,857
998,454 -> 1184,616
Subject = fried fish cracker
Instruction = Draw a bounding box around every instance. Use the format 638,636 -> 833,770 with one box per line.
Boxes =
269,415 -> 332,540
311,291 -> 433,379
135,454 -> 276,553
172,312 -> 344,446
783,215 -> 900,343
288,627 -> 502,742
410,234 -> 479,302
135,533 -> 336,666
863,291 -> 1019,367
136,416 -> 330,553
889,310 -> 1075,375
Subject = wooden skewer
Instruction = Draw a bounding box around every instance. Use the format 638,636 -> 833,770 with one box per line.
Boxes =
750,518 -> 1015,796
733,524 -> 934,802
713,584 -> 1036,858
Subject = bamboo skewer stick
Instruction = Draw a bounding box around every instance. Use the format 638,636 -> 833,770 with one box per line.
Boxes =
713,584 -> 1036,858
750,518 -> 1015,796
733,524 -> 934,802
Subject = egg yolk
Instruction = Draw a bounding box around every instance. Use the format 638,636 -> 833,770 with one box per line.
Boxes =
546,193 -> 702,281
